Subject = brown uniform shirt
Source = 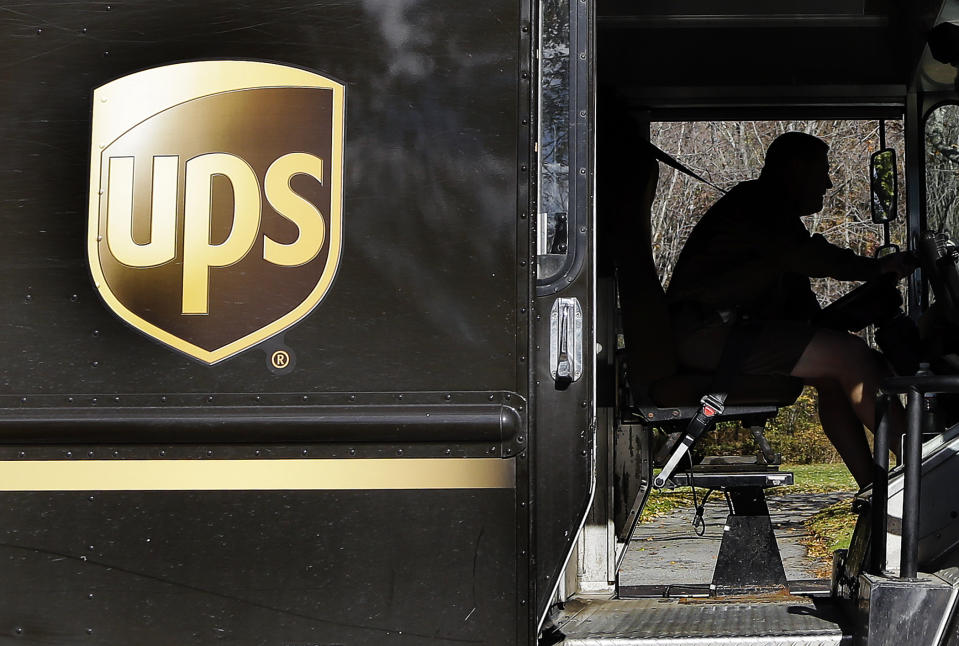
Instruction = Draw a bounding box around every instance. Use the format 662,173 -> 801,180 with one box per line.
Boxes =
666,179 -> 882,321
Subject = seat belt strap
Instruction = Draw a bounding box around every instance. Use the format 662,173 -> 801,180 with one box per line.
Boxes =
645,140 -> 727,195
654,392 -> 726,488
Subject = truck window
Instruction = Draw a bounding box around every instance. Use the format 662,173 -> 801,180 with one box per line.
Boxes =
925,103 -> 959,235
537,0 -> 572,282
536,0 -> 588,294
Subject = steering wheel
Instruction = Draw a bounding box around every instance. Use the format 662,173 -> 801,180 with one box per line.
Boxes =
918,231 -> 959,325
816,272 -> 903,332
817,258 -> 922,375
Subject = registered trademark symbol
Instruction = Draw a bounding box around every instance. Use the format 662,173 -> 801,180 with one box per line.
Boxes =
263,344 -> 295,374
271,350 -> 290,369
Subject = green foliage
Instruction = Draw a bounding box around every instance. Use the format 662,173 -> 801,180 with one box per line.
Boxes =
695,387 -> 841,464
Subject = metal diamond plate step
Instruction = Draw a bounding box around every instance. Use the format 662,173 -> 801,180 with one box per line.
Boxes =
553,597 -> 850,645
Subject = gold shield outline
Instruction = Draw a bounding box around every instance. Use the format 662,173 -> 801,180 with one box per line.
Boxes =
87,61 -> 344,364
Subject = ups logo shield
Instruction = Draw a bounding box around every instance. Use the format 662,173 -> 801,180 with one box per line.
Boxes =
87,61 -> 344,364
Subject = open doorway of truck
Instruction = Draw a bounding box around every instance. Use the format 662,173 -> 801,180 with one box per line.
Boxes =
598,117 -> 907,597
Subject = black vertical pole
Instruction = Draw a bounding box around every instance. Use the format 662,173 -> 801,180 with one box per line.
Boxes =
871,393 -> 890,574
878,118 -> 892,249
902,387 -> 923,579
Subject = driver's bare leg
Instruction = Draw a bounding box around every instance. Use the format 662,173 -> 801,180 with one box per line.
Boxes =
808,378 -> 873,487
790,329 -> 905,485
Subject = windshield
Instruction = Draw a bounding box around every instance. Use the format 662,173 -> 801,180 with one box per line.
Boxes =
925,103 -> 959,235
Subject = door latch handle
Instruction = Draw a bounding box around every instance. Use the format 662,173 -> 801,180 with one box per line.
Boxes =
550,297 -> 583,387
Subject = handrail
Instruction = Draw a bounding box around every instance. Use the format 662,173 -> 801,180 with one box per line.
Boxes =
0,404 -> 522,445
872,374 -> 959,579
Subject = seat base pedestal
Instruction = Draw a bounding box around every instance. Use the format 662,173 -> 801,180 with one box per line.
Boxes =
711,487 -> 787,595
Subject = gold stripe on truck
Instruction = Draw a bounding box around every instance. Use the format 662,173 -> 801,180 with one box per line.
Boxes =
0,458 -> 515,491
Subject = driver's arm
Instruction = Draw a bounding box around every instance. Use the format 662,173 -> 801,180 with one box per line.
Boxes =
778,230 -> 883,281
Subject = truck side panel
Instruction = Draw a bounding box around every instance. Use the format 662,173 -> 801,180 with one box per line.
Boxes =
0,488 -> 516,644
0,1 -> 533,644
0,0 -> 524,395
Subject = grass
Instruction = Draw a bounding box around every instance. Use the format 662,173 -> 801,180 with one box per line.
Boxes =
783,463 -> 857,493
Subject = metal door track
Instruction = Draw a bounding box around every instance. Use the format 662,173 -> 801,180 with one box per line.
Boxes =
618,578 -> 832,598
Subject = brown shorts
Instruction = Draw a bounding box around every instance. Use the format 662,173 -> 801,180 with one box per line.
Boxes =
673,320 -> 817,377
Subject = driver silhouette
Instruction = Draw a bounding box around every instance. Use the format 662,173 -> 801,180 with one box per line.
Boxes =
666,132 -> 914,487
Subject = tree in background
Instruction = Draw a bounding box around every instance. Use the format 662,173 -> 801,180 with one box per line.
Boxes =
650,119 -> 905,300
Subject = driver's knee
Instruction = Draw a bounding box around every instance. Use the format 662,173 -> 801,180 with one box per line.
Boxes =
794,329 -> 874,381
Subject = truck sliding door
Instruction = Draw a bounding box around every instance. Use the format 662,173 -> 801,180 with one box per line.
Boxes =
532,0 -> 595,630
0,2 -> 534,644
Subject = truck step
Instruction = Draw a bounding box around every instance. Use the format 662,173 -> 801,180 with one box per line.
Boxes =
882,424 -> 959,573
551,597 -> 850,645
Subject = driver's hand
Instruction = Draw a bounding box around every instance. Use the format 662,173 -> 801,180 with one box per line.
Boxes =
878,251 -> 919,279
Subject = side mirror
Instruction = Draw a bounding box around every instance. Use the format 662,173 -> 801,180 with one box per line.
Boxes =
870,149 -> 898,224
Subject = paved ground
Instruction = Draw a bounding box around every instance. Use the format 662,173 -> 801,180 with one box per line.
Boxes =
619,490 -> 853,587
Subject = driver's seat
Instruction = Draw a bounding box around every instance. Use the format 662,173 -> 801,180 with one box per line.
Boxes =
598,96 -> 801,434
